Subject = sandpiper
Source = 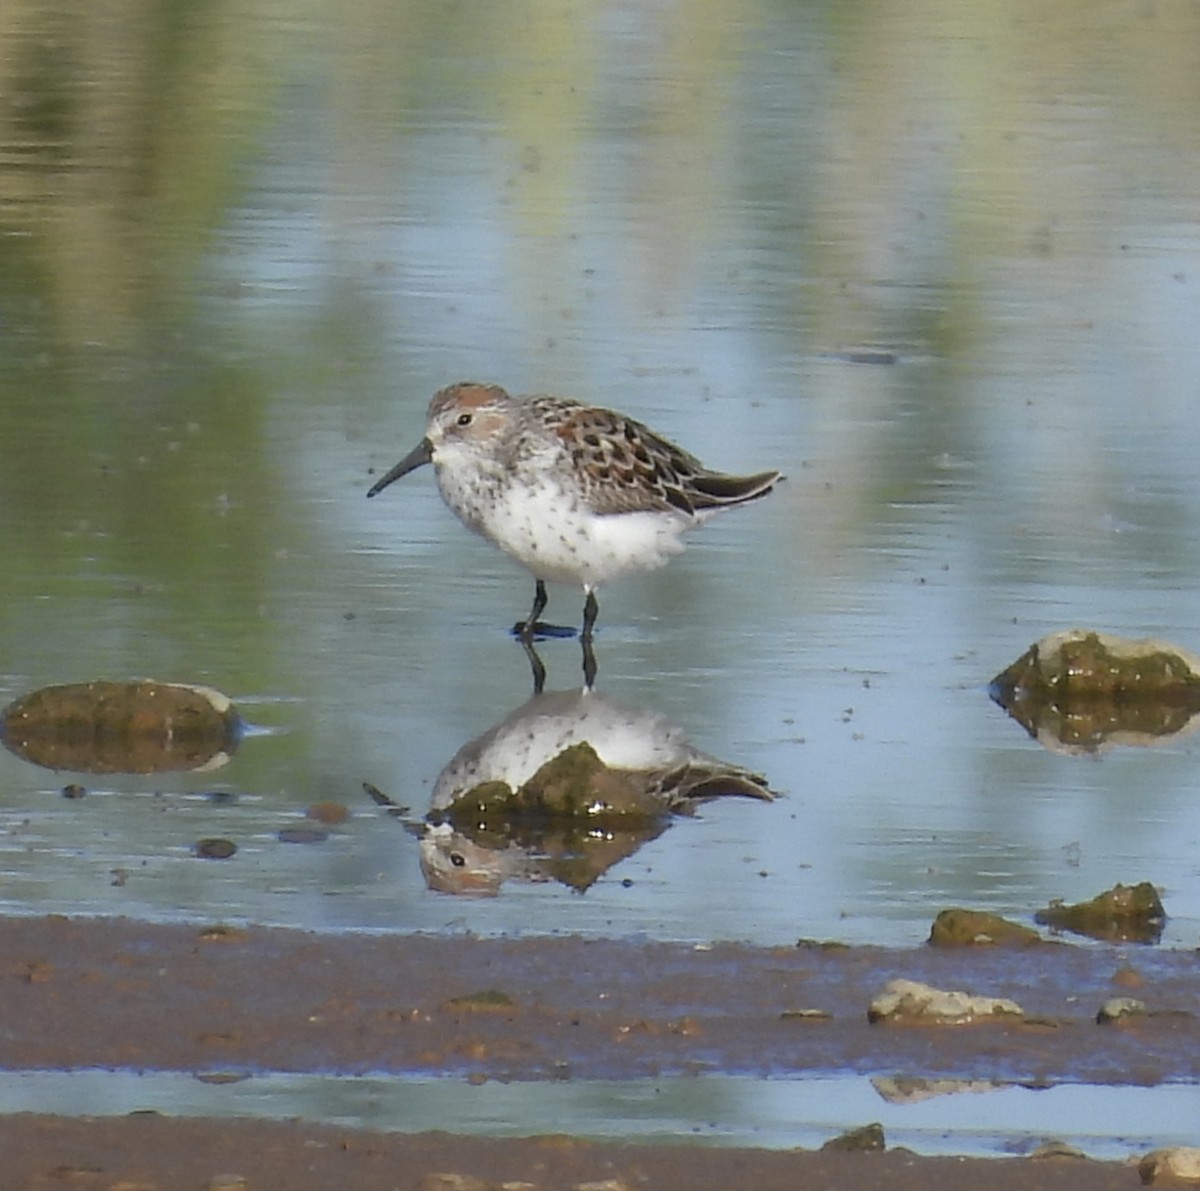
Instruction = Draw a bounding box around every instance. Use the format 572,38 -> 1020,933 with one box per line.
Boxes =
367,382 -> 781,638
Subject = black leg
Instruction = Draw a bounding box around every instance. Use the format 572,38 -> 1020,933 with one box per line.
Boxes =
582,590 -> 599,640
514,580 -> 549,640
581,633 -> 597,690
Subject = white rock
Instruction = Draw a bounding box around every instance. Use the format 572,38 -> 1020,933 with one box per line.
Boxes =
867,978 -> 1024,1024
1139,1147 -> 1200,1185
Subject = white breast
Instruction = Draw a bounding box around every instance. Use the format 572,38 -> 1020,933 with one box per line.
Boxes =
439,464 -> 693,588
489,482 -> 691,586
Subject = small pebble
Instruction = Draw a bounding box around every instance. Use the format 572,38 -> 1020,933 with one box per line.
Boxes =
1096,996 -> 1147,1024
278,827 -> 328,845
1030,1140 -> 1087,1161
194,838 -> 237,860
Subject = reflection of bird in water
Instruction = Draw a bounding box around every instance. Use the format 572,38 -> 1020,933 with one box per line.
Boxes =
417,820 -> 668,897
431,689 -> 776,814
413,690 -> 776,896
418,823 -> 544,896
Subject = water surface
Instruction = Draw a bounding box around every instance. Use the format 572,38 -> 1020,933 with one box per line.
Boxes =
3,16 -> 1200,1159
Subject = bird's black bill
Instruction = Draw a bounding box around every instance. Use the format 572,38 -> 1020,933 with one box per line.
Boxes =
366,438 -> 433,497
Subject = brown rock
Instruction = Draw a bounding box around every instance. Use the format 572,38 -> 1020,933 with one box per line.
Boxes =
1035,882 -> 1166,944
821,1122 -> 886,1152
928,909 -> 1042,947
194,838 -> 237,860
1,680 -> 240,774
1112,964 -> 1145,988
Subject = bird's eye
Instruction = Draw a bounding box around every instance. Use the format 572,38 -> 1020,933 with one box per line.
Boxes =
450,852 -> 466,868
456,413 -> 473,427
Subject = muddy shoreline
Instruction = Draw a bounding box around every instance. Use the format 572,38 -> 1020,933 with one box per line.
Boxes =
0,915 -> 1194,1189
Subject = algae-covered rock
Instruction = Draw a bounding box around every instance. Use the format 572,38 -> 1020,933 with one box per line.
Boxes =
867,978 -> 1024,1025
928,909 -> 1043,948
1,680 -> 240,774
1035,882 -> 1166,944
821,1122 -> 885,1152
990,630 -> 1200,753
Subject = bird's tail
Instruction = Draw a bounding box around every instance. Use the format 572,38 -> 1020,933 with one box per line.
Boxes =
690,469 -> 782,509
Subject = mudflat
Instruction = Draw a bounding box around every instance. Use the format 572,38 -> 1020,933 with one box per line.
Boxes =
1,915 -> 1192,1190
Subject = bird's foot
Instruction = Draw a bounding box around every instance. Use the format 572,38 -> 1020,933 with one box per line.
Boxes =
511,619 -> 577,641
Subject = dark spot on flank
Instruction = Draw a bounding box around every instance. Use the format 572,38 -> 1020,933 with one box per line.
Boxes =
623,423 -> 639,442
594,465 -> 611,481
608,444 -> 629,466
633,445 -> 652,465
584,433 -> 601,448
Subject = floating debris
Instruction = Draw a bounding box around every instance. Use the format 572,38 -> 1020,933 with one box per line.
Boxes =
1,680 -> 240,774
990,630 -> 1200,753
928,908 -> 1043,948
1035,882 -> 1166,944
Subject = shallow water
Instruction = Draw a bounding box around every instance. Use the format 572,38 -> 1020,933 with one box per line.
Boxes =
2,0 -> 1200,1153
0,1070 -> 1195,1162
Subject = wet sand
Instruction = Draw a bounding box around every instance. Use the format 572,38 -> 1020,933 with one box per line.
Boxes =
1,915 -> 1193,1189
